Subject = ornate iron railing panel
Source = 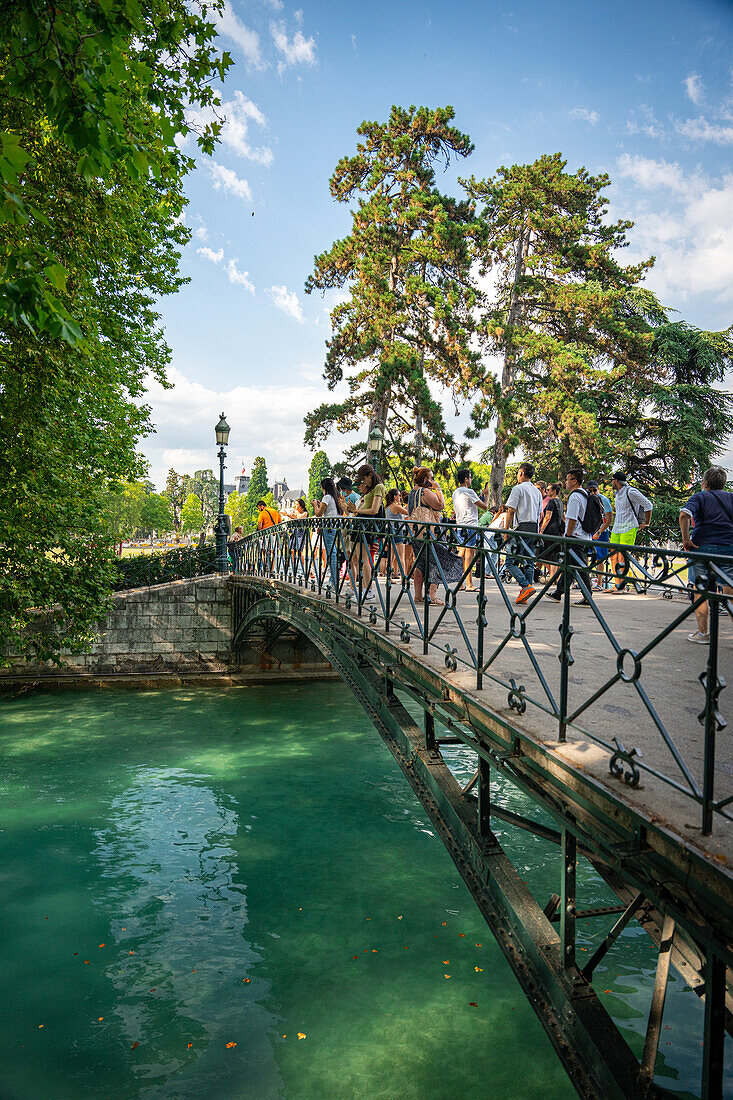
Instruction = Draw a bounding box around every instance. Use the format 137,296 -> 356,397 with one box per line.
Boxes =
233,517 -> 733,835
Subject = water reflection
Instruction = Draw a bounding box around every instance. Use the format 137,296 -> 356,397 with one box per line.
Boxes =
92,767 -> 283,1099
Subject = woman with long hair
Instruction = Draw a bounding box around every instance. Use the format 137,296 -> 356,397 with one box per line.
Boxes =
384,487 -> 408,582
313,477 -> 343,589
284,496 -> 309,577
344,463 -> 385,601
408,467 -> 462,603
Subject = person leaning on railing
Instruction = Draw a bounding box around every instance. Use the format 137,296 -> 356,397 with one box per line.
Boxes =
313,477 -> 343,590
679,466 -> 733,644
343,464 -> 386,602
408,467 -> 463,604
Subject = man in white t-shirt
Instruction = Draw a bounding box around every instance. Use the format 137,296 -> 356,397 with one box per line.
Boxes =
452,468 -> 488,591
503,462 -> 544,604
547,468 -> 592,606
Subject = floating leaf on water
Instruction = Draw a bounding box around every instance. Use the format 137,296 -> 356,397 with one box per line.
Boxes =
352,956 -> 358,960
475,943 -> 481,947
403,946 -> 409,950
297,1033 -> 306,1040
459,934 -> 466,938
475,967 -> 483,972
444,974 -> 451,979
84,960 -> 90,965
371,949 -> 378,953
604,990 -> 612,994
38,1024 -> 44,1029
397,916 -> 403,920
442,960 -> 449,965
226,1041 -> 237,1049
243,978 -> 251,983
131,1041 -> 139,1050
99,944 -> 105,948
469,1002 -> 478,1007
98,1017 -> 104,1021
128,951 -> 135,955
187,1043 -> 193,1049
441,922 -> 447,926
73,953 -> 78,956
121,928 -> 126,931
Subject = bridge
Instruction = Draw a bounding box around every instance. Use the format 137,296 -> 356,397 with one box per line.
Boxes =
230,518 -> 733,1100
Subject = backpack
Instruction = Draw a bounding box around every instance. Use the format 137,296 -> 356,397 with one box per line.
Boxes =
570,488 -> 603,535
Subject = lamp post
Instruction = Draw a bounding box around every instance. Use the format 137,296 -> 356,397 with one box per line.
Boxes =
214,412 -> 230,573
367,425 -> 384,474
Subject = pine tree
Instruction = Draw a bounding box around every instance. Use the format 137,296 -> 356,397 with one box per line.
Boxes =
463,154 -> 653,504
305,105 -> 478,459
163,469 -> 185,530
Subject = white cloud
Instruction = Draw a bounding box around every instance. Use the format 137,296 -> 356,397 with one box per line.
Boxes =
196,248 -> 255,293
215,2 -> 265,69
209,162 -> 253,201
194,224 -> 209,242
226,259 -> 256,294
685,72 -> 704,106
197,246 -> 224,264
616,160 -> 733,308
270,21 -> 317,74
268,284 -> 305,322
616,153 -> 693,194
675,116 -> 733,145
141,366 -> 343,491
186,90 -> 273,167
626,104 -> 665,139
568,107 -> 599,125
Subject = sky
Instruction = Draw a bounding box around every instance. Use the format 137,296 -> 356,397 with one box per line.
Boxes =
144,0 -> 733,492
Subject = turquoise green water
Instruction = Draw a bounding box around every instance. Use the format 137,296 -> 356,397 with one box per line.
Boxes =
0,684 -> 714,1098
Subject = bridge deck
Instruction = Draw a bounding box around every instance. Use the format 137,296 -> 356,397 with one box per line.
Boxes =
257,575 -> 733,870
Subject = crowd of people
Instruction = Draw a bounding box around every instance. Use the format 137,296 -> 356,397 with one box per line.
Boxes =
230,461 -> 733,645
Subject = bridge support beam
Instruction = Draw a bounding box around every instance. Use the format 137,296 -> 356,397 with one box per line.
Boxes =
561,823 -> 577,972
478,758 -> 491,838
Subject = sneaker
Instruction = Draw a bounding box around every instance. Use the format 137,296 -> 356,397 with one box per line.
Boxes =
515,585 -> 535,605
547,592 -> 562,602
573,599 -> 591,606
687,631 -> 710,644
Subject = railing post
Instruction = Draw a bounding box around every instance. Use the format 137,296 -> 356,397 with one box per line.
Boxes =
385,530 -> 392,633
423,524 -> 430,655
477,544 -> 486,691
558,543 -> 573,743
702,950 -> 726,1100
702,581 -> 725,835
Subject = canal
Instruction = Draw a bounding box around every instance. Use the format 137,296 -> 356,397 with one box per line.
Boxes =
0,683 -> 709,1098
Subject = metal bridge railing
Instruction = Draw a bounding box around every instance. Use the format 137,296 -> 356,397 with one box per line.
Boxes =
231,517 -> 733,835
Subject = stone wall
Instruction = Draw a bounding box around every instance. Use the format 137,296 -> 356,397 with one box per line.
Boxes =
0,576 -> 232,682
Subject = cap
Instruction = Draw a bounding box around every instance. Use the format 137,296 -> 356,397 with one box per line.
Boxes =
611,470 -> 627,482
587,480 -> 599,490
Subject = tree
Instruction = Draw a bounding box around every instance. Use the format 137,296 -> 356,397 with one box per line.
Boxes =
163,469 -> 186,530
104,482 -> 149,542
139,494 -> 174,537
600,319 -> 733,492
180,494 -> 205,535
0,2 -> 228,662
308,451 -> 331,508
0,0 -> 229,344
182,470 -> 219,527
243,457 -> 269,518
225,490 -> 251,532
304,105 -> 478,463
464,154 -> 653,505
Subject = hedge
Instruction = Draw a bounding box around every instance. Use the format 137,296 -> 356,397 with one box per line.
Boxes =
114,545 -> 217,591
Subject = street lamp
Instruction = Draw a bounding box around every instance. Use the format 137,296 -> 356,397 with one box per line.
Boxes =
367,425 -> 384,473
214,412 -> 230,573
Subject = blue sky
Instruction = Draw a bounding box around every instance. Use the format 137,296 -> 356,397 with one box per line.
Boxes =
145,0 -> 733,491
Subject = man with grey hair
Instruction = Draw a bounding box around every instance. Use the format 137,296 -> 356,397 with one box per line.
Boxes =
680,466 -> 733,643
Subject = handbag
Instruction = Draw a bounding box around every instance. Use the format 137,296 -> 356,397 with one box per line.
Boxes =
409,488 -> 442,525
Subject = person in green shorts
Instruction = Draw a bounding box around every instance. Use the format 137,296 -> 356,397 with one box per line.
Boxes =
608,470 -> 653,592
